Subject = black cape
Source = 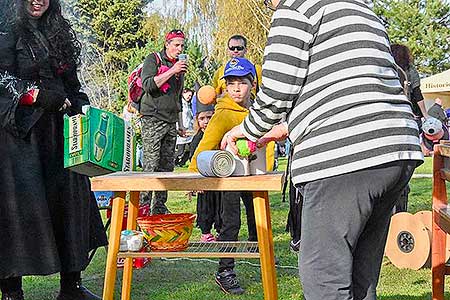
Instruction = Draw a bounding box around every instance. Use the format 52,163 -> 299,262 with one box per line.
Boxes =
0,26 -> 107,278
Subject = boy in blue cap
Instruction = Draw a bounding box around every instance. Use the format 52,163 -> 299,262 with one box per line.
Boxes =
189,57 -> 274,295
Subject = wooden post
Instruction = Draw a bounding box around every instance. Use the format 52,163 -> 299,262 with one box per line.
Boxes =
253,191 -> 278,300
103,193 -> 126,300
121,191 -> 140,300
432,148 -> 447,300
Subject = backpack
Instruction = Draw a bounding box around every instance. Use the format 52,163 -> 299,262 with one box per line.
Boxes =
127,52 -> 162,104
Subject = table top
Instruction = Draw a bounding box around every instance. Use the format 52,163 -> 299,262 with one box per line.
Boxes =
90,171 -> 284,192
436,142 -> 450,157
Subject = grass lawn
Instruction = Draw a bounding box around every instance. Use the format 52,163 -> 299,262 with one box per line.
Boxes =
22,156 -> 450,299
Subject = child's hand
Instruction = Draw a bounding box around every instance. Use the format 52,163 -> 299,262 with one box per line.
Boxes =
185,191 -> 195,201
220,125 -> 245,154
177,126 -> 187,137
185,191 -> 204,201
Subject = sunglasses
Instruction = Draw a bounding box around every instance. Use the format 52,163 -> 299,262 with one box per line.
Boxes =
169,29 -> 184,34
264,0 -> 277,11
228,46 -> 245,51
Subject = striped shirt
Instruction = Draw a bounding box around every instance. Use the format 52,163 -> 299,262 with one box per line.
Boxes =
241,0 -> 423,185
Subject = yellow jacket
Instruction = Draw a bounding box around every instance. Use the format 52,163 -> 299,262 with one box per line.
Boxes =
212,63 -> 263,98
189,94 -> 275,172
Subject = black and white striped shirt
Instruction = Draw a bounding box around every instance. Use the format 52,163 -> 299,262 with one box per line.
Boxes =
241,0 -> 423,185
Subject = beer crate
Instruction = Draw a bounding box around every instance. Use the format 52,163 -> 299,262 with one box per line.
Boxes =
64,106 -> 136,177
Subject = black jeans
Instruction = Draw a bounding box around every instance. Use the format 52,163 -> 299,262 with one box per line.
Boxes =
218,191 -> 257,272
298,160 -> 418,300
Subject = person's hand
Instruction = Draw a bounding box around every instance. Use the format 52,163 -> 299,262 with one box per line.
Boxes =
34,89 -> 68,112
171,60 -> 188,75
220,125 -> 245,154
185,191 -> 204,201
60,99 -> 72,111
185,191 -> 195,201
177,126 -> 187,137
256,123 -> 288,148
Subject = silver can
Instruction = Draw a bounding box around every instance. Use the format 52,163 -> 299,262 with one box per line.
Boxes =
197,150 -> 236,177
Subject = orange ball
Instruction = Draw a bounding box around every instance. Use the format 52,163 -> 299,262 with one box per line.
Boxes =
197,85 -> 217,105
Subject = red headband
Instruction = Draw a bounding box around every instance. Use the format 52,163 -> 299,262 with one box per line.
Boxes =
165,30 -> 185,42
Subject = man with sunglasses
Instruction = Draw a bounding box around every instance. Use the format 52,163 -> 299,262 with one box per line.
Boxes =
212,35 -> 262,99
139,29 -> 188,215
221,1 -> 423,299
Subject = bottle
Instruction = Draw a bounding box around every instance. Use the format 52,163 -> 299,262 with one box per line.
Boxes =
94,113 -> 109,161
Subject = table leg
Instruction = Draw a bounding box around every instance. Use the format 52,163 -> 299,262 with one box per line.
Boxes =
432,152 -> 447,300
121,191 -> 140,300
103,193 -> 126,300
253,191 -> 278,300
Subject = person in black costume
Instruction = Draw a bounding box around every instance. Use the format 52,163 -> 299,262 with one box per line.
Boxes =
0,1 -> 107,300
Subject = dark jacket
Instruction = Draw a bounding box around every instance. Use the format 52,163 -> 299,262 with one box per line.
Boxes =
139,49 -> 184,123
0,25 -> 107,277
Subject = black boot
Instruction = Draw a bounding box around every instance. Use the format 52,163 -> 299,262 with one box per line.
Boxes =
57,272 -> 101,300
0,277 -> 24,300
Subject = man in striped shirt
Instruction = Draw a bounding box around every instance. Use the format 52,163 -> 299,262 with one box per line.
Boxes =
221,0 -> 424,299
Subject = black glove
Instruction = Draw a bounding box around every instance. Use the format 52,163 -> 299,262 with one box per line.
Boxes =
34,89 -> 67,112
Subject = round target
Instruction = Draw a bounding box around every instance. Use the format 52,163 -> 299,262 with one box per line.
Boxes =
385,212 -> 430,270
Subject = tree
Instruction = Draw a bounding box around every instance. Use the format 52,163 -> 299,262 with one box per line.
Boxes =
188,0 -> 272,65
72,0 -> 149,112
373,0 -> 450,74
75,0 -> 147,67
184,39 -> 220,88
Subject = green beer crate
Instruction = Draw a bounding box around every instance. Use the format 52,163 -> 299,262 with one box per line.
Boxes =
64,106 -> 136,177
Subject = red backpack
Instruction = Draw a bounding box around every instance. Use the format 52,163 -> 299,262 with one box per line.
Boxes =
127,52 -> 162,104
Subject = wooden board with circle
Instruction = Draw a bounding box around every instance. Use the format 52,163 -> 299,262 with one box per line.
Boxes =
385,212 -> 430,270
414,210 -> 450,262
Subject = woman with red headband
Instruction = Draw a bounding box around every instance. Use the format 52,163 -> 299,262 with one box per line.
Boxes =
139,29 -> 188,215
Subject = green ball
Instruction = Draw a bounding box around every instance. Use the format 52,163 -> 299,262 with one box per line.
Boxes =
236,139 -> 251,157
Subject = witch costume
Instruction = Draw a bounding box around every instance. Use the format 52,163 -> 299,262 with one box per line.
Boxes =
0,21 -> 107,280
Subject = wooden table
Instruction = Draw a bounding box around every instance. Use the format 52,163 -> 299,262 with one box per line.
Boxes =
432,142 -> 450,300
91,172 -> 284,300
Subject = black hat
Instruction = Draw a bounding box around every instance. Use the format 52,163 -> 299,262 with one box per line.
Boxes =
196,98 -> 215,115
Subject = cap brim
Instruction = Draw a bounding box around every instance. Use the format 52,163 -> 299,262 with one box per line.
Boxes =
221,71 -> 254,80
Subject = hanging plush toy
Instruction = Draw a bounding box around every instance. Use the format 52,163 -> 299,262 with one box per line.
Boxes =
421,117 -> 448,156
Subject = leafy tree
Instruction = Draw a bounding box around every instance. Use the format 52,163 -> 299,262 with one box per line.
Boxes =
75,0 -> 147,67
373,0 -> 450,74
188,0 -> 272,66
72,0 -> 149,112
184,39 -> 220,89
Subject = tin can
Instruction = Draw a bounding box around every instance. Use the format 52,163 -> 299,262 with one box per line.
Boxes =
197,150 -> 235,177
178,53 -> 188,61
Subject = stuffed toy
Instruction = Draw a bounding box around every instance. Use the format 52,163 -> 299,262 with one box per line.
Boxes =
421,117 -> 448,156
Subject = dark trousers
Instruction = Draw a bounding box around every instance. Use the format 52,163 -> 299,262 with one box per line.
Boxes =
298,160 -> 417,300
218,191 -> 256,272
394,184 -> 410,213
286,180 -> 302,242
196,191 -> 222,234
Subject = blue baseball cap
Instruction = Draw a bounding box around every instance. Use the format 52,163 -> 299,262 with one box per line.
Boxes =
221,57 -> 256,79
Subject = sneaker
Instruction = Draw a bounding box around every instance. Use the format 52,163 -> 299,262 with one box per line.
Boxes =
215,269 -> 245,295
289,239 -> 301,253
200,233 -> 216,242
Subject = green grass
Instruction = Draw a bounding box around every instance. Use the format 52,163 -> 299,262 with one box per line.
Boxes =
22,156 -> 450,299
